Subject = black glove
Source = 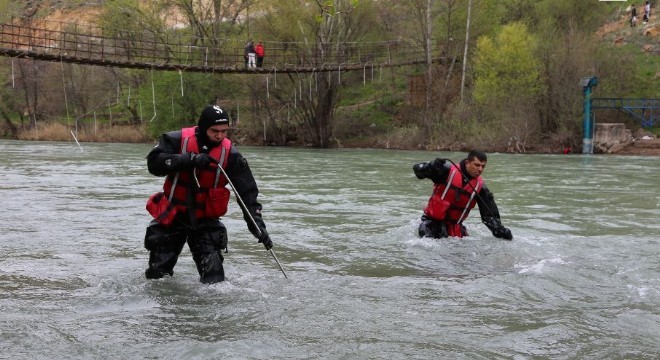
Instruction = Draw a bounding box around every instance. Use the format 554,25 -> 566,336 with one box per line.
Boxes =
249,217 -> 273,250
483,217 -> 513,240
189,153 -> 215,170
256,226 -> 273,250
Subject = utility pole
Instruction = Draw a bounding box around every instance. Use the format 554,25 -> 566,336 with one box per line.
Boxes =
425,0 -> 433,132
247,4 -> 251,39
460,0 -> 473,102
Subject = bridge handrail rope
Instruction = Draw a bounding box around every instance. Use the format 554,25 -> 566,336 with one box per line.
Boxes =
0,18 -> 445,74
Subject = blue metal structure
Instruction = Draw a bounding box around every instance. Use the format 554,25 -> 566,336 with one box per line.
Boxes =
580,77 -> 598,154
591,98 -> 659,128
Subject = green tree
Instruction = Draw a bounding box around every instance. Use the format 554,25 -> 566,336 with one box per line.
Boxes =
533,0 -> 616,33
473,22 -> 542,150
474,22 -> 541,103
253,0 -> 378,147
529,0 -> 627,149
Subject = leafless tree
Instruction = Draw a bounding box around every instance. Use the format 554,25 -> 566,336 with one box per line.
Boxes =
157,0 -> 254,46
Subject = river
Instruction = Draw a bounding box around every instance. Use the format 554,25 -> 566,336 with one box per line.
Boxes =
1,139 -> 658,359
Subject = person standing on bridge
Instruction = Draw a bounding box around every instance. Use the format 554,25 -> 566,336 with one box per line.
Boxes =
246,40 -> 257,69
143,105 -> 273,283
255,41 -> 265,68
413,150 -> 513,240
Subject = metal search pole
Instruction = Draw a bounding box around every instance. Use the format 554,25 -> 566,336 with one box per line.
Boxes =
215,164 -> 288,279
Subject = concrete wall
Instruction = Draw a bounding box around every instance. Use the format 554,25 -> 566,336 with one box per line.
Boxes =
594,123 -> 633,153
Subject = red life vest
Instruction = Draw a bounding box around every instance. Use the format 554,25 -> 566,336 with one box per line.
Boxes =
424,163 -> 484,237
162,127 -> 232,220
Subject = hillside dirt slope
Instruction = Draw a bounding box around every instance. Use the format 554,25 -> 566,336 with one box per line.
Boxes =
595,6 -> 659,155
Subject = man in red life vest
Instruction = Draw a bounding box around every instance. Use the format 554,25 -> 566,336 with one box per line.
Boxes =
144,105 -> 273,283
413,150 -> 513,240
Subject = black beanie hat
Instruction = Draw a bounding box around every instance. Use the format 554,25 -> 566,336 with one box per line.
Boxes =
198,105 -> 229,135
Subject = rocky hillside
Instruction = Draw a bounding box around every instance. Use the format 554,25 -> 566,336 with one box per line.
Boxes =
594,5 -> 659,155
597,4 -> 659,54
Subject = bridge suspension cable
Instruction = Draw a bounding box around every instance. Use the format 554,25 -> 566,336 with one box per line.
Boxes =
0,18 -> 448,73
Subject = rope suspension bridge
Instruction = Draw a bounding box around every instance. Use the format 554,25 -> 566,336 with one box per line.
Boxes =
0,18 -> 447,74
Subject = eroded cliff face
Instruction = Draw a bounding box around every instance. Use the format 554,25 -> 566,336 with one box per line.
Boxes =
15,1 -> 100,23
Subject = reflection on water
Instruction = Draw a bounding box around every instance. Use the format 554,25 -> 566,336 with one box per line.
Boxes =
1,140 -> 658,358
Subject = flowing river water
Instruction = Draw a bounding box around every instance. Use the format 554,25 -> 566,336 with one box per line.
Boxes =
1,139 -> 658,359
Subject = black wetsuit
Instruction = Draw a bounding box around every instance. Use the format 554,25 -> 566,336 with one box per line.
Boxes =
413,158 -> 511,239
144,129 -> 265,283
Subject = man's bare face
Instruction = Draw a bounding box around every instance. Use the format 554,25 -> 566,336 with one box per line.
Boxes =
465,158 -> 486,178
206,124 -> 229,144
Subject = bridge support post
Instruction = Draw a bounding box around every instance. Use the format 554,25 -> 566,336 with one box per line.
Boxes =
580,76 -> 598,154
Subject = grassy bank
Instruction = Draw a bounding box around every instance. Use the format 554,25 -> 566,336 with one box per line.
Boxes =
5,121 -> 658,156
9,122 -> 152,143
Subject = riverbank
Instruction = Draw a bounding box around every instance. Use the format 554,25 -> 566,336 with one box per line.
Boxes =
615,137 -> 660,155
3,121 -> 659,155
6,122 -> 152,144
